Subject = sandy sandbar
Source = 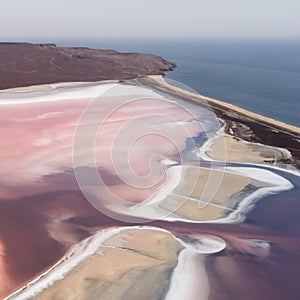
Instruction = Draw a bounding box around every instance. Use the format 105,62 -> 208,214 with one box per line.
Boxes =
148,75 -> 300,136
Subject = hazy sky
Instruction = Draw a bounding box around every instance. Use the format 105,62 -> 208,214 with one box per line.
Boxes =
1,0 -> 300,39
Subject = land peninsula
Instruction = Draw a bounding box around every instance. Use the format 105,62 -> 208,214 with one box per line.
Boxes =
0,42 -> 175,90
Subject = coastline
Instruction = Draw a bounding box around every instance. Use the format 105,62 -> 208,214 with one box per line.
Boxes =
146,75 -> 299,136
4,226 -> 225,300
198,123 -> 293,167
136,75 -> 299,168
1,73 -> 298,136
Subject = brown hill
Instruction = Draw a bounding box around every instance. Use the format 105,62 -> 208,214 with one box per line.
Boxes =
0,42 -> 176,90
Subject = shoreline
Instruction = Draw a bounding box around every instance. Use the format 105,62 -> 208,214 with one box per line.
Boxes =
4,227 -> 133,300
137,75 -> 299,167
0,80 -> 120,93
198,123 -> 294,167
145,75 -> 300,136
1,75 -> 298,136
4,226 -> 225,300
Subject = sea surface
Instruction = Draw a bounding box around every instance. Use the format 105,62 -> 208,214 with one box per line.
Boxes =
44,38 -> 300,127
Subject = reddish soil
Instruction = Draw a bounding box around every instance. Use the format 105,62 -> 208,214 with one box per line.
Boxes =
0,42 -> 176,90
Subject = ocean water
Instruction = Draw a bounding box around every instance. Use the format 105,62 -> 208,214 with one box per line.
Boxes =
43,38 -> 300,126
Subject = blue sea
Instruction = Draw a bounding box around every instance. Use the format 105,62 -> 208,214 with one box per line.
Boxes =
39,38 -> 300,127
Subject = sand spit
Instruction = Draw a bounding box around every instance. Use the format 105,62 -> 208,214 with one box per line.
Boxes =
4,227 -> 183,300
168,165 -> 293,223
199,126 -> 292,164
107,164 -> 293,224
5,226 -> 226,300
147,75 -> 300,136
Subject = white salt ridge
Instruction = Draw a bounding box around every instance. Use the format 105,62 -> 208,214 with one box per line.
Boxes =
0,84 -> 116,104
221,166 -> 294,222
160,158 -> 178,166
165,235 -> 225,300
144,165 -> 182,205
112,164 -> 294,224
4,227 -> 127,300
164,250 -> 209,300
4,226 -> 225,300
0,82 -> 162,105
197,124 -> 293,163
